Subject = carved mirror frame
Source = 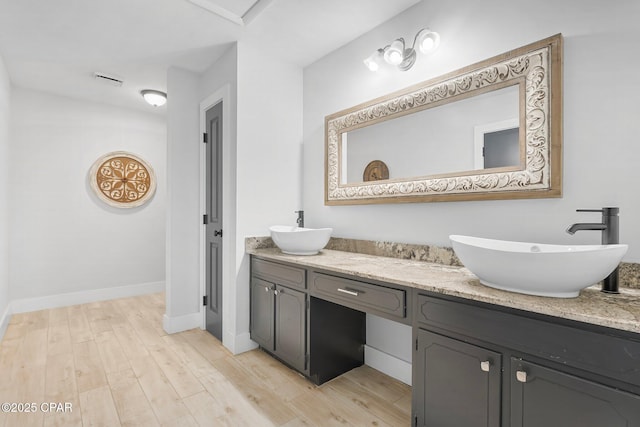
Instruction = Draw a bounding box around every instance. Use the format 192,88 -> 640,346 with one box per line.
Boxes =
325,34 -> 562,205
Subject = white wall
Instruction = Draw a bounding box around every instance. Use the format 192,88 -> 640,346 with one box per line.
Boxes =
0,54 -> 11,334
235,41 -> 303,344
165,66 -> 201,328
164,43 -> 303,353
9,89 -> 166,303
303,0 -> 640,382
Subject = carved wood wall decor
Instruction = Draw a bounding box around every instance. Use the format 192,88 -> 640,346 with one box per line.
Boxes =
325,34 -> 562,205
363,160 -> 389,181
89,151 -> 157,208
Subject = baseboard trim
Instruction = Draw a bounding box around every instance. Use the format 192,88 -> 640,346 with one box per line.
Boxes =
0,303 -> 11,342
222,329 -> 258,354
162,311 -> 202,334
364,345 -> 412,386
10,281 -> 165,314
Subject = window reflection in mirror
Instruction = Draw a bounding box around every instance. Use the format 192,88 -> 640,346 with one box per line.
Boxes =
341,84 -> 520,185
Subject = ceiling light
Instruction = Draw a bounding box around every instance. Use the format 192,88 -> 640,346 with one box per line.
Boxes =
141,90 -> 167,107
365,28 -> 441,72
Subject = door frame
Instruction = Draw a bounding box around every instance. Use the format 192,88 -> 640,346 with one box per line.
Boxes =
199,84 -> 232,347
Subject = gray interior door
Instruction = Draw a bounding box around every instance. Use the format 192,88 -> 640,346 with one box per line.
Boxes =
205,101 -> 223,340
483,127 -> 520,168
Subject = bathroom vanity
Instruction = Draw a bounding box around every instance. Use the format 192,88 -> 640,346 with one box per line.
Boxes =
248,248 -> 640,427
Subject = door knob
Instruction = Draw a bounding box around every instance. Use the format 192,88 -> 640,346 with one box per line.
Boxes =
214,229 -> 222,237
480,361 -> 490,372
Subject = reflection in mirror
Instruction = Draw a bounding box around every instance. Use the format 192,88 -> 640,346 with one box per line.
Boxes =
473,118 -> 520,169
342,85 -> 519,184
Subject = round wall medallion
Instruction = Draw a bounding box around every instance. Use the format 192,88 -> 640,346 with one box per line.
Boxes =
363,160 -> 389,182
89,151 -> 156,208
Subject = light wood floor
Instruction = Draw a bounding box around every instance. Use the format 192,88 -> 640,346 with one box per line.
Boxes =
0,293 -> 411,426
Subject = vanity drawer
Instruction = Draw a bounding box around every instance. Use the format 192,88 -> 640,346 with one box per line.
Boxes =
310,272 -> 406,320
252,258 -> 306,290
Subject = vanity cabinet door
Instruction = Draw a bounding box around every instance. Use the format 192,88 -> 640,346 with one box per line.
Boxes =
510,358 -> 640,427
250,278 -> 274,350
274,285 -> 307,373
413,329 -> 501,427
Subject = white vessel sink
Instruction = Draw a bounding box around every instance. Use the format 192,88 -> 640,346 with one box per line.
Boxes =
270,226 -> 333,256
450,235 -> 628,298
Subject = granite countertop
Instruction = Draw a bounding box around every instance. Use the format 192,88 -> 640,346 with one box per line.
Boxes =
248,247 -> 640,335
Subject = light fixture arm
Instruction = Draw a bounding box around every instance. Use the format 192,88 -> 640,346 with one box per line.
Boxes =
364,27 -> 440,72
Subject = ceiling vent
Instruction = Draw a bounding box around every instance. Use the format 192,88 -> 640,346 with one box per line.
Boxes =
93,72 -> 124,87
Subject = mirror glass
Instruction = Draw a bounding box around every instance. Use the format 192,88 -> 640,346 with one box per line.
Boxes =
325,34 -> 562,205
342,85 -> 520,184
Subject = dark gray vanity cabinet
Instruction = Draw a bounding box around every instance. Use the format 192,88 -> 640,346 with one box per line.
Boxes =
414,292 -> 640,427
510,359 -> 640,426
413,329 -> 501,427
250,254 -> 640,426
250,258 -> 308,373
250,277 -> 275,349
273,284 -> 307,372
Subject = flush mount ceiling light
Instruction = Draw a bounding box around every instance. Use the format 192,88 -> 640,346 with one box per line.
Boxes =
364,28 -> 441,72
141,90 -> 167,107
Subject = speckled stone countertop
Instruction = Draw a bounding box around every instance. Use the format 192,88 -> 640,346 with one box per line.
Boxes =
248,247 -> 640,335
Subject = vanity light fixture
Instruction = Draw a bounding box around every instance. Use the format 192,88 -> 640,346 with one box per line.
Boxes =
141,89 -> 167,107
364,28 -> 440,72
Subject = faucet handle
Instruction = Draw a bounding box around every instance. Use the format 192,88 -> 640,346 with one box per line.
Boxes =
577,207 -> 619,215
576,209 -> 602,213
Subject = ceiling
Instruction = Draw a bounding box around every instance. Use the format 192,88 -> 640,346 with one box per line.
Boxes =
0,0 -> 421,113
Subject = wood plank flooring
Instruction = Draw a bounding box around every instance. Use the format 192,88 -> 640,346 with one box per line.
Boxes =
0,293 -> 411,426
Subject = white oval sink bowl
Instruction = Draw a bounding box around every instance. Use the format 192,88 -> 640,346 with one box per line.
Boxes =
270,226 -> 333,256
450,235 -> 628,298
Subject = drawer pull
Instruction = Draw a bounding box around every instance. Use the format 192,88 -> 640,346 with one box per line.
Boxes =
337,288 -> 360,297
516,370 -> 527,383
480,361 -> 490,372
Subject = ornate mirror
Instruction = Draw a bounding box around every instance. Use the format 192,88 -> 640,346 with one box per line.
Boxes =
325,34 -> 562,205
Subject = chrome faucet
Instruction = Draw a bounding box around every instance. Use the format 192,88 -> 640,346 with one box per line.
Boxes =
295,210 -> 304,228
566,207 -> 620,293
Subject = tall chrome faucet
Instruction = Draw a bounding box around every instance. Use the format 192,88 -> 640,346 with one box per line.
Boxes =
566,207 -> 620,293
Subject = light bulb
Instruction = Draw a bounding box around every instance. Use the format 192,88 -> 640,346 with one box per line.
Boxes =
384,39 -> 405,65
363,49 -> 384,72
416,29 -> 440,54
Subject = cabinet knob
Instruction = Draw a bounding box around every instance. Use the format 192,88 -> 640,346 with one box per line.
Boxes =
516,370 -> 527,383
480,361 -> 490,372
264,286 -> 269,292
